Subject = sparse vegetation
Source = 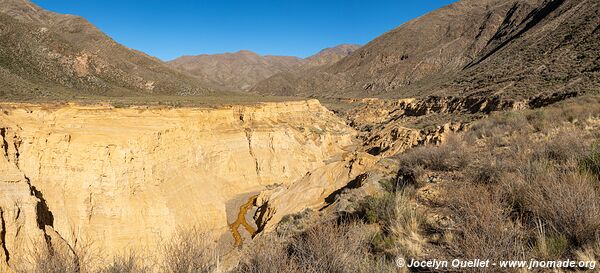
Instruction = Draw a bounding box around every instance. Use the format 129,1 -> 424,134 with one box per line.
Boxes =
21,228 -> 218,273
234,221 -> 396,273
384,98 -> 600,272
580,148 -> 600,180
161,228 -> 220,273
102,253 -> 149,273
24,238 -> 99,273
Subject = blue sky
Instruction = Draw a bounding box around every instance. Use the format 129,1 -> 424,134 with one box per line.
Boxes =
32,0 -> 457,61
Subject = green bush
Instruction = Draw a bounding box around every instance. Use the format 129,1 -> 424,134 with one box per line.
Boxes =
357,194 -> 396,226
370,231 -> 396,254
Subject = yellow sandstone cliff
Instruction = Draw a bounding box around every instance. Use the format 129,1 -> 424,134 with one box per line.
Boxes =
0,100 -> 356,268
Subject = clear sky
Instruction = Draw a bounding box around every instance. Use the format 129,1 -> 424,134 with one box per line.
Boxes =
32,0 -> 457,61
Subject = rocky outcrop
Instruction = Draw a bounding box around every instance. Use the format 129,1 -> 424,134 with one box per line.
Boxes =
253,151 -> 377,232
0,100 -> 355,262
340,96 -> 520,156
339,91 -> 578,157
0,127 -> 70,271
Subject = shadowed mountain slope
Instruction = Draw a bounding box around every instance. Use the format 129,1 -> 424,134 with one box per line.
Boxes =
253,0 -> 599,99
0,0 -> 216,100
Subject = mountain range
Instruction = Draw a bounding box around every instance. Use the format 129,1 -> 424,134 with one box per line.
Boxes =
0,0 -> 598,101
168,44 -> 360,92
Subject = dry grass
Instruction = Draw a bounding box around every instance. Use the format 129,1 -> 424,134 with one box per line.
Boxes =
24,237 -> 99,273
445,183 -> 525,267
398,135 -> 471,172
391,189 -> 425,260
511,161 -> 600,247
233,233 -> 299,273
234,221 -> 396,273
101,252 -> 151,273
161,227 -> 220,273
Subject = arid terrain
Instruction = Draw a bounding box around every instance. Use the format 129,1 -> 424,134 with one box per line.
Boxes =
168,45 -> 360,92
0,0 -> 599,272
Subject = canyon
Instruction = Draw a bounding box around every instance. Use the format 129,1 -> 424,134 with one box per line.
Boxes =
0,0 -> 598,271
0,90 -> 586,271
0,100 -> 362,270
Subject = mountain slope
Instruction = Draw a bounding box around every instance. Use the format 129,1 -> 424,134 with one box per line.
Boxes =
168,44 -> 360,92
0,0 -> 214,100
253,0 -> 599,99
168,50 -> 304,91
303,44 -> 361,68
443,0 -> 600,99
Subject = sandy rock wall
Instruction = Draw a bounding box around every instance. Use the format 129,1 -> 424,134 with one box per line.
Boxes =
0,100 -> 355,260
254,151 -> 377,232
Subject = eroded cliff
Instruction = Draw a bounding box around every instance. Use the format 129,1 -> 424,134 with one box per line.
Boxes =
0,100 -> 356,268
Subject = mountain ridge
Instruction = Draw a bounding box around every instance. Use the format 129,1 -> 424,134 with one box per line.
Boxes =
253,0 -> 599,99
168,44 -> 361,92
0,0 -> 218,100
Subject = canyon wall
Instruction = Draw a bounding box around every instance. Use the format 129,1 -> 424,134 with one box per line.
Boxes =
0,100 -> 355,268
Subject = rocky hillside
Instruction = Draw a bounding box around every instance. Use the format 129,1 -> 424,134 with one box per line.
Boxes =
169,50 -> 304,91
302,44 -> 361,68
254,0 -> 600,99
0,0 -> 215,100
168,44 -> 360,92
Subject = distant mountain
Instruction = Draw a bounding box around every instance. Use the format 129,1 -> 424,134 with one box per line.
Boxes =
169,50 -> 304,92
168,44 -> 360,92
303,44 -> 361,68
253,0 -> 600,99
0,0 -> 214,100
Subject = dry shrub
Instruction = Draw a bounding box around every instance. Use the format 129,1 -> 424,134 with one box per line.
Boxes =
25,238 -> 99,273
101,252 -> 149,273
290,222 -> 371,273
468,111 -> 530,139
28,247 -> 80,273
580,147 -> 600,181
538,96 -> 600,126
400,135 -> 470,171
533,129 -> 590,163
393,165 -> 425,189
512,161 -> 600,247
234,221 -> 395,273
356,193 -> 396,226
233,234 -> 299,273
466,158 -> 509,185
162,227 -> 220,273
446,183 -> 525,269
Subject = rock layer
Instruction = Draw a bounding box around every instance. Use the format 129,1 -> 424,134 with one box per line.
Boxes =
0,100 -> 355,260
